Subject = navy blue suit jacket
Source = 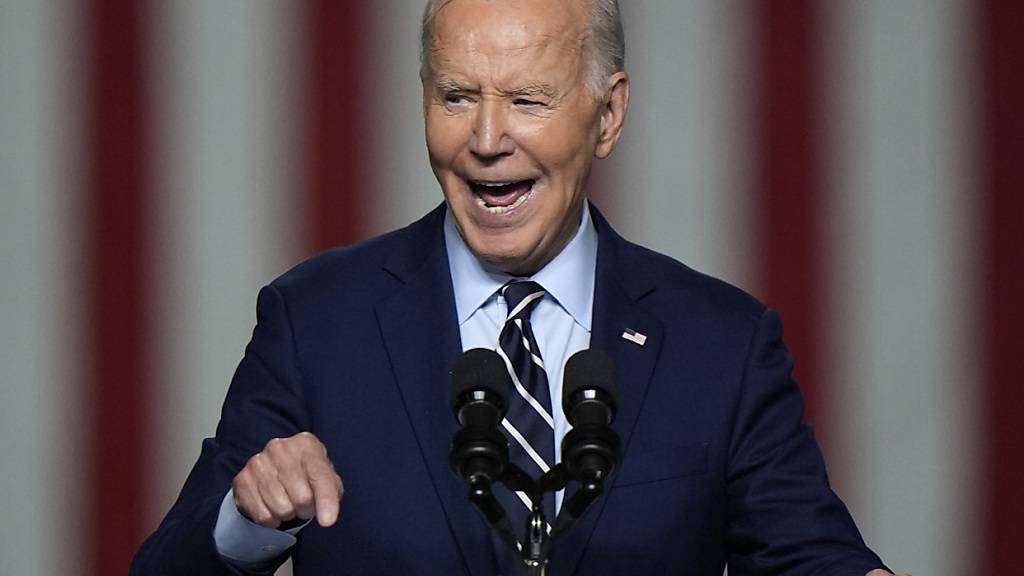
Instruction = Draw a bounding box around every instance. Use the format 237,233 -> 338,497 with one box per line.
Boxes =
133,204 -> 884,575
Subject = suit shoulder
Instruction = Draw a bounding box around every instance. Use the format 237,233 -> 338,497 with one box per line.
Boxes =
272,230 -> 397,289
619,240 -> 767,325
267,207 -> 445,305
592,205 -> 765,326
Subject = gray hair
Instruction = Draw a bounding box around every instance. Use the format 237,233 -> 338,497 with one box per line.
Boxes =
419,0 -> 625,95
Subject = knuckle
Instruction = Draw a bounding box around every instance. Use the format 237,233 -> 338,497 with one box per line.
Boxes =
252,509 -> 274,526
283,476 -> 312,499
248,453 -> 272,475
296,431 -> 323,451
267,497 -> 293,517
294,491 -> 315,509
265,437 -> 287,454
232,476 -> 250,498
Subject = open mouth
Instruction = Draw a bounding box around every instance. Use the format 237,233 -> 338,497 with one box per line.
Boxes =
469,179 -> 536,214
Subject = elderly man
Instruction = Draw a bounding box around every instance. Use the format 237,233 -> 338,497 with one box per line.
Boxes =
133,1 -> 904,575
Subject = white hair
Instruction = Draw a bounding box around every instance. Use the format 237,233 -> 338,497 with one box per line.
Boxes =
419,0 -> 625,95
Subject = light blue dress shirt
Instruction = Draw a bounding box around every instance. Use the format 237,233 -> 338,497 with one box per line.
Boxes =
213,203 -> 598,564
445,202 -> 597,494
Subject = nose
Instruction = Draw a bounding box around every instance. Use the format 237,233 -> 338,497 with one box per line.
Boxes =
469,100 -> 515,159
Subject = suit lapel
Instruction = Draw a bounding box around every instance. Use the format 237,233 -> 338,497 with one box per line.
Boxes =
374,205 -> 664,576
548,206 -> 665,576
375,207 -> 495,576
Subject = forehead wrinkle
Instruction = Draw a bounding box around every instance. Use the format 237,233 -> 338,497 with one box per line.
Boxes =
491,30 -> 588,78
434,0 -> 588,56
426,40 -> 457,81
426,0 -> 593,90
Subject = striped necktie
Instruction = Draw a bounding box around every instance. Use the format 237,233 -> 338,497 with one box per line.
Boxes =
495,280 -> 556,537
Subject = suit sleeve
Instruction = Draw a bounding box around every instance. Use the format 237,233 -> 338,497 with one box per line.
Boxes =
131,284 -> 309,576
724,309 -> 887,576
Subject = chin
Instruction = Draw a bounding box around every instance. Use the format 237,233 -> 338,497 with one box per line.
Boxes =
473,246 -> 525,273
461,234 -> 521,271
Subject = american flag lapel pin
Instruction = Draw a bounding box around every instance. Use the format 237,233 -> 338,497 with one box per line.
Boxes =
621,328 -> 647,346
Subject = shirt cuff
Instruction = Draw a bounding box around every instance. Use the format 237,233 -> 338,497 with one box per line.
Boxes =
213,488 -> 310,565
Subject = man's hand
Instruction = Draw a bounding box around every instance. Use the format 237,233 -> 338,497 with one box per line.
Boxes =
867,570 -> 910,576
232,432 -> 344,529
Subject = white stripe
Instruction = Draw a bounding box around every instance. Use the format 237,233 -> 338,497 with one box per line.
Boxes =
513,490 -> 533,511
368,2 -> 442,234
495,346 -> 555,428
502,419 -> 552,473
616,0 -> 753,289
0,0 -> 82,572
511,491 -> 553,533
505,290 -> 545,322
150,0 -> 305,526
512,319 -> 547,369
515,319 -> 530,349
825,1 -> 978,574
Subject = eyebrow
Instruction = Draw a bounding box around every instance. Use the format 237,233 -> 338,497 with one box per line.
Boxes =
433,77 -> 473,93
433,78 -> 557,99
508,82 -> 557,99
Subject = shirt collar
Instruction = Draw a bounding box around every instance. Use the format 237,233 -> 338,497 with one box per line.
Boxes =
444,201 -> 597,331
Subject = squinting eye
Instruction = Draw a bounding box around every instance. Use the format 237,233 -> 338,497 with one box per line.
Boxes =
445,94 -> 468,106
515,98 -> 544,108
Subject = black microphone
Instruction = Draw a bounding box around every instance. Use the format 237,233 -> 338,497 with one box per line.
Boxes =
449,348 -> 512,483
561,349 -> 621,483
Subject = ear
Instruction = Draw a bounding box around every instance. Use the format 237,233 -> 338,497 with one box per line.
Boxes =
594,71 -> 630,159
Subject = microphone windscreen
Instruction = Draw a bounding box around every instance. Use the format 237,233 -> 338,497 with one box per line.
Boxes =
450,348 -> 512,410
562,349 -> 618,403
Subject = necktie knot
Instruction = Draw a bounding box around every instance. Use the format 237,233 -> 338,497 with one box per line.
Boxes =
501,280 -> 546,322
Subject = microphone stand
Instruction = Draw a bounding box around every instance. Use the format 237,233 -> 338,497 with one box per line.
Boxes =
450,348 -> 621,575
460,461 -> 609,576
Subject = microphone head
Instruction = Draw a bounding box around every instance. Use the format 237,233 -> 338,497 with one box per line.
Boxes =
450,348 -> 512,412
562,349 -> 618,414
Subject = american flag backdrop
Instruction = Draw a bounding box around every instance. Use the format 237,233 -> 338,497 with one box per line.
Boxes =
1,1 -> 1021,575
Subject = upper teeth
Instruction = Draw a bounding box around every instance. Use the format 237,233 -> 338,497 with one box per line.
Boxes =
477,182 -> 514,187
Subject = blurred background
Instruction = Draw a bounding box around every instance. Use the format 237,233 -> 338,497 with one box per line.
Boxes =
1,0 -> 1020,574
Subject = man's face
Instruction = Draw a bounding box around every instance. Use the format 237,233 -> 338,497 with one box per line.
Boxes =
423,0 -> 627,276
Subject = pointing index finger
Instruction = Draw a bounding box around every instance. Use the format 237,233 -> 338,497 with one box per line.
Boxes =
302,448 -> 343,527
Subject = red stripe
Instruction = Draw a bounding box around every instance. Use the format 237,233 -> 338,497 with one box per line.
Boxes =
751,2 -> 830,439
83,0 -> 153,573
979,1 -> 1024,572
305,1 -> 372,252
587,159 -> 616,219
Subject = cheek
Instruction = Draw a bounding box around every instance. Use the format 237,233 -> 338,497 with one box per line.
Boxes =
526,119 -> 597,173
425,117 -> 464,164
